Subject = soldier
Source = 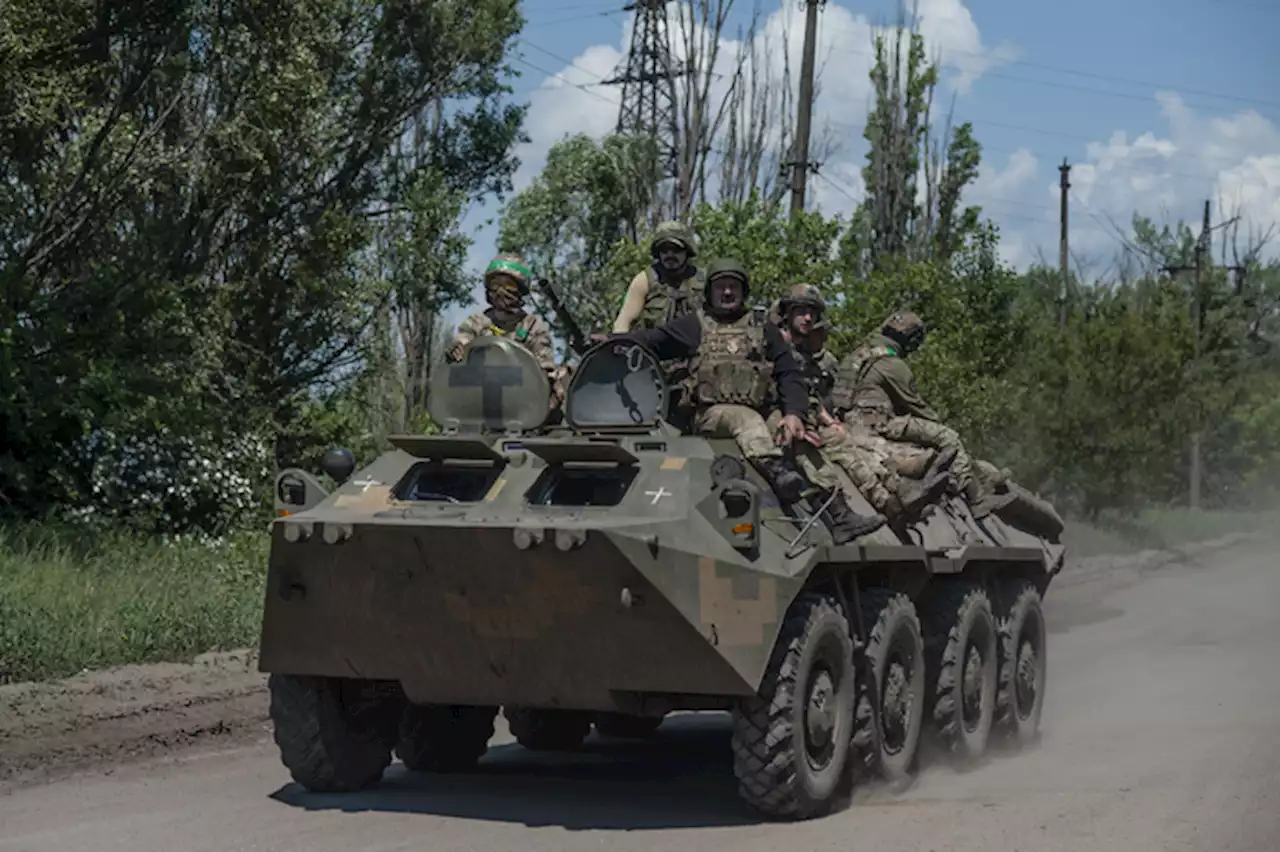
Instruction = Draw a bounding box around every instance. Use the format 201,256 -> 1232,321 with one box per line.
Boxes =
832,310 -> 1012,518
773,287 -> 950,526
611,221 -> 705,333
614,261 -> 886,543
446,253 -> 568,400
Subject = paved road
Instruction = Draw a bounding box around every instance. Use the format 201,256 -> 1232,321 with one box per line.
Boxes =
3,540 -> 1279,852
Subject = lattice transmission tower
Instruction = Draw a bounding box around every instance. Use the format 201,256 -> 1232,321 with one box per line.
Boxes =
602,0 -> 687,221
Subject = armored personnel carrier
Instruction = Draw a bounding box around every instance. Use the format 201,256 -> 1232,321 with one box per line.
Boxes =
261,336 -> 1065,820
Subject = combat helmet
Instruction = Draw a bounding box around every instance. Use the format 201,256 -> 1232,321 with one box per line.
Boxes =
483,253 -> 533,306
882,309 -> 927,353
778,283 -> 825,316
704,257 -> 750,309
650,221 -> 698,259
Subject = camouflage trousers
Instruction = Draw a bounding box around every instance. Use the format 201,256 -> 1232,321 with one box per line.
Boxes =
848,409 -> 974,487
764,411 -> 891,508
694,404 -> 781,460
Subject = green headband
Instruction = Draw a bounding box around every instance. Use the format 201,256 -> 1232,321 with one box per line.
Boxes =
486,258 -> 532,280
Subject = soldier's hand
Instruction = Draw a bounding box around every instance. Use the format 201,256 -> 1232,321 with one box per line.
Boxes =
588,332 -> 609,344
803,430 -> 823,447
446,340 -> 465,362
777,414 -> 805,445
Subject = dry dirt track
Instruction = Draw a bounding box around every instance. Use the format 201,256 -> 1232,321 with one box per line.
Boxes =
3,535 -> 1279,852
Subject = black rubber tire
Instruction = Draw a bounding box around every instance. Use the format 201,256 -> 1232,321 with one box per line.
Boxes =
995,582 -> 1047,746
594,712 -> 665,739
851,587 -> 925,786
922,583 -> 998,763
731,592 -> 856,820
396,704 -> 497,772
504,707 -> 593,751
268,674 -> 402,792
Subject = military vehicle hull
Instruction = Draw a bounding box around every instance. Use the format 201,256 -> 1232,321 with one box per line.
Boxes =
258,336 -> 1065,820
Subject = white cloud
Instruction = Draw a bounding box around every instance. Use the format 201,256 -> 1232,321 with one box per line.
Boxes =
1051,93 -> 1280,264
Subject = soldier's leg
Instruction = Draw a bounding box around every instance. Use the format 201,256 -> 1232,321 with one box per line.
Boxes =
821,426 -> 949,522
791,440 -> 887,542
696,404 -> 804,502
880,416 -> 974,486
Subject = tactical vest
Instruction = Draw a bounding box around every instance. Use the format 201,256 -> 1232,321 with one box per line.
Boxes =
833,341 -> 897,415
638,266 -> 704,329
467,310 -> 542,351
767,343 -> 836,424
684,307 -> 773,408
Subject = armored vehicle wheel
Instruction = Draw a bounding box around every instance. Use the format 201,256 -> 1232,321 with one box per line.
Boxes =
504,707 -> 593,751
995,582 -> 1047,746
268,674 -> 403,793
731,592 -> 856,820
924,583 -> 998,763
851,588 -> 925,786
396,704 -> 497,772
594,712 -> 665,739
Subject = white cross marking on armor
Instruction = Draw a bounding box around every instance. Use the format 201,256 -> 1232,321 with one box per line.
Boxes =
645,486 -> 671,504
353,478 -> 382,492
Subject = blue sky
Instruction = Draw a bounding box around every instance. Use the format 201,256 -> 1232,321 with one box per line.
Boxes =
443,0 -> 1280,330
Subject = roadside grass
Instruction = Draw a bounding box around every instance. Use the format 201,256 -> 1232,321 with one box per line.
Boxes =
0,523 -> 269,684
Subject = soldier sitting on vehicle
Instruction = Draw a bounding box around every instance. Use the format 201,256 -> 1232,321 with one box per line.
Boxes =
611,221 -> 705,333
769,286 -> 951,528
612,260 -> 887,543
831,310 -> 1014,519
446,253 -> 570,404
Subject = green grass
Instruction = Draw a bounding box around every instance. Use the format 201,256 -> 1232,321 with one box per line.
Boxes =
0,523 -> 269,683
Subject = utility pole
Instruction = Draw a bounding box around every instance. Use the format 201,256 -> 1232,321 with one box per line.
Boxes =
1058,158 -> 1070,326
1163,199 -> 1211,510
789,0 -> 823,219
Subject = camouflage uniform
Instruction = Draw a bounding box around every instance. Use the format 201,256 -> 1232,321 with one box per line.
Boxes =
448,254 -> 566,395
618,263 -> 886,542
611,221 -> 706,333
832,311 -> 1009,517
773,288 -> 947,522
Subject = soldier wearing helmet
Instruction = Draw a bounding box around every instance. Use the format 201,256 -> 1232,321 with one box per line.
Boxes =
446,253 -> 565,396
612,261 -> 886,543
611,221 -> 706,333
773,295 -> 951,526
830,310 -> 1013,518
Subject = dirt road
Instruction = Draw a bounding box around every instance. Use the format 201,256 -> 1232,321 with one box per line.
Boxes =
3,536 -> 1278,851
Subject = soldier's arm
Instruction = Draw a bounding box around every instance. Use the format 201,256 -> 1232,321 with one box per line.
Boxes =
613,311 -> 700,360
877,359 -> 940,420
446,314 -> 484,362
763,324 -> 807,418
526,316 -> 557,373
611,271 -> 651,332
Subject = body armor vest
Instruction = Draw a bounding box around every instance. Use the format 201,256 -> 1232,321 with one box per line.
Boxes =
833,341 -> 896,415
639,266 -> 704,329
685,307 -> 773,408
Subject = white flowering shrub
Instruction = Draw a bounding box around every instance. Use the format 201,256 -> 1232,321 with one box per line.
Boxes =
62,426 -> 274,537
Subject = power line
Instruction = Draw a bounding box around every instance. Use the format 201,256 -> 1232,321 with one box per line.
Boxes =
509,55 -> 619,105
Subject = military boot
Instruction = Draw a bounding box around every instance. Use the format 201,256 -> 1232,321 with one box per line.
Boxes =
755,456 -> 806,504
963,477 -> 1018,519
808,489 -> 887,543
896,469 -> 952,516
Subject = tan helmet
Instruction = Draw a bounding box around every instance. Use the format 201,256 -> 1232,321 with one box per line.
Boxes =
650,221 -> 697,258
779,283 -> 825,316
882,310 -> 927,352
